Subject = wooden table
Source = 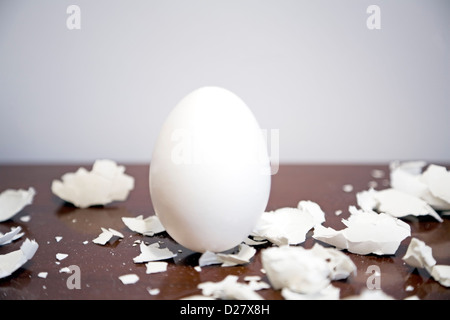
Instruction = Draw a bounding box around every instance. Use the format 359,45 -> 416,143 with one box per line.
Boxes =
1,164 -> 449,300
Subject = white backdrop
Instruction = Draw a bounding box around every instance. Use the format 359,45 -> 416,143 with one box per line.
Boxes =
0,0 -> 449,164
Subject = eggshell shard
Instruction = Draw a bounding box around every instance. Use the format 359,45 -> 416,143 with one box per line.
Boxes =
121,215 -> 165,236
0,187 -> 35,222
281,284 -> 340,300
0,227 -> 24,246
402,237 -> 450,287
0,238 -> 39,279
421,164 -> 450,204
198,243 -> 256,267
431,265 -> 450,287
402,237 -> 436,271
261,245 -> 331,294
196,275 -> 264,300
313,206 -> 411,255
118,274 -> 139,285
251,207 -> 315,246
390,161 -> 450,211
357,187 -> 443,222
51,160 -> 135,208
150,87 -> 271,253
92,227 -> 124,245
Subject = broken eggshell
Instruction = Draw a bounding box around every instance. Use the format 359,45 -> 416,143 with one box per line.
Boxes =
390,161 -> 450,211
251,207 -> 314,246
261,243 -> 356,297
261,245 -> 331,294
402,237 -> 450,287
121,215 -> 165,236
0,238 -> 39,279
390,162 -> 446,210
313,206 -> 411,255
0,227 -> 24,246
251,200 -> 325,246
421,164 -> 450,205
149,87 -> 271,253
51,159 -> 135,208
198,243 -> 256,267
357,188 -> 443,222
0,187 -> 35,222
196,274 -> 264,300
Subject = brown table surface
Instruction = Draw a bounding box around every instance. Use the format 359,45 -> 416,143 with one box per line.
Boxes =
0,163 -> 449,300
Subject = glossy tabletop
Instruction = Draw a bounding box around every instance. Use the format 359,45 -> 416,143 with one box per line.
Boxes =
0,164 -> 449,300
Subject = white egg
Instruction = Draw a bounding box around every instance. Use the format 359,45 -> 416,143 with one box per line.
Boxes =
149,86 -> 271,253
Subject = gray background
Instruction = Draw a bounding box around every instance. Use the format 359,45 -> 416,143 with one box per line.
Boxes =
1,0 -> 449,164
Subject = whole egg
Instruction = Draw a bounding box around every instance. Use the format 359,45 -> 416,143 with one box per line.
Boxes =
149,86 -> 271,253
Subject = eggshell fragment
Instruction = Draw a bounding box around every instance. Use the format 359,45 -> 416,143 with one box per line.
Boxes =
402,237 -> 436,271
281,284 -> 340,300
261,245 -> 330,294
198,244 -> 256,267
145,261 -> 168,274
243,276 -> 271,291
297,200 -> 326,225
390,161 -> 450,211
309,243 -> 357,280
0,187 -> 35,222
0,239 -> 39,279
251,207 -> 315,246
0,227 -> 23,246
197,275 -> 264,300
19,215 -> 31,222
217,244 -> 256,267
133,242 -> 176,263
357,188 -> 442,222
430,265 -> 450,287
375,188 -> 442,222
121,215 -> 165,236
421,164 -> 450,204
262,244 -> 355,297
344,289 -> 395,300
147,288 -> 161,295
92,227 -> 124,245
198,251 -> 222,267
56,253 -> 68,261
402,237 -> 450,287
150,87 -> 271,253
118,274 -> 139,285
51,160 -> 134,208
313,206 -> 411,255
